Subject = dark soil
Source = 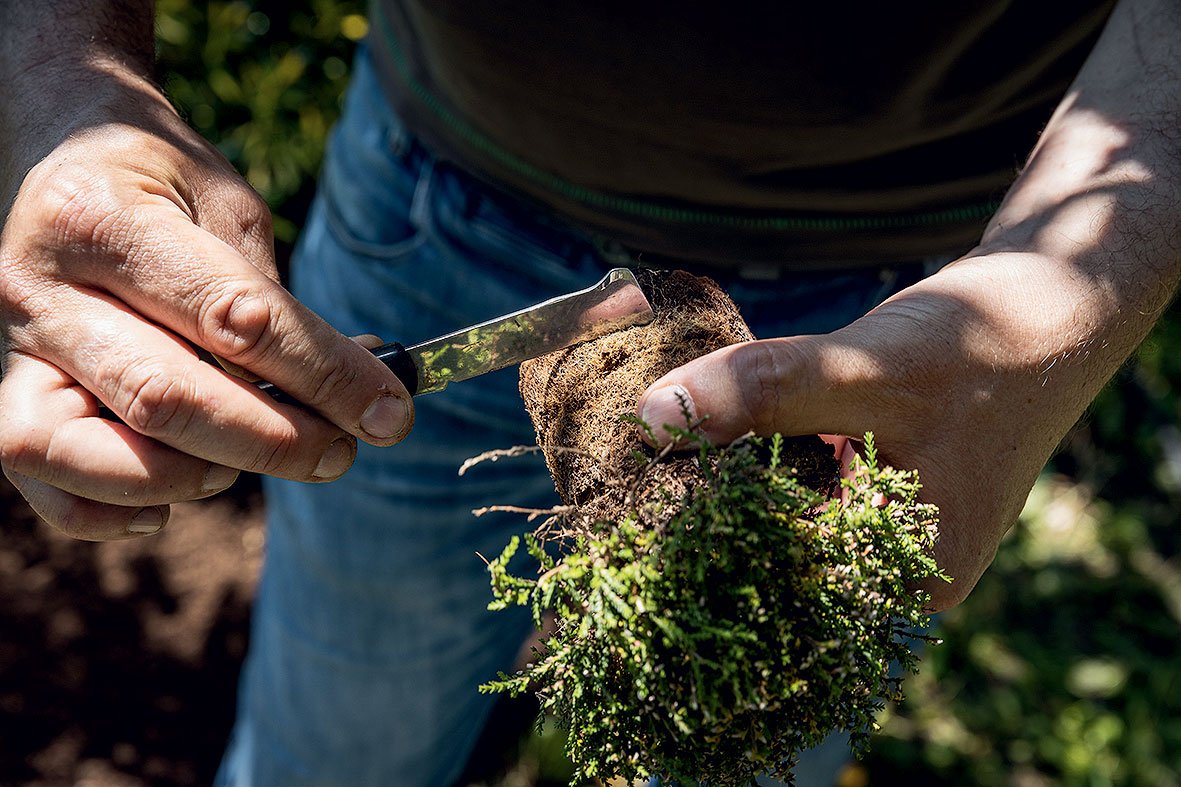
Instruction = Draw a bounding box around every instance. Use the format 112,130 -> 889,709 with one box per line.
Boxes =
520,269 -> 837,527
0,476 -> 544,787
0,476 -> 263,787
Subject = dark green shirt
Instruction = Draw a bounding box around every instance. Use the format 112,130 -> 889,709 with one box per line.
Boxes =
368,1 -> 1116,267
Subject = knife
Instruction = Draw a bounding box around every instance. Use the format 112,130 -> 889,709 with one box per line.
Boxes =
256,267 -> 654,404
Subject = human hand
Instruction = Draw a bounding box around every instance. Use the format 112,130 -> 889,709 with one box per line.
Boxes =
635,252 -> 1127,610
0,74 -> 413,541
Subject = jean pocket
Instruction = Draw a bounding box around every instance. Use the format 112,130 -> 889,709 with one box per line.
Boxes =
319,123 -> 429,261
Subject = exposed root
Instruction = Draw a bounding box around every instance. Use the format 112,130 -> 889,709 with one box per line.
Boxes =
458,444 -> 598,477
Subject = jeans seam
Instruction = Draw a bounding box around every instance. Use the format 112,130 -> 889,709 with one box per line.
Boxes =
409,157 -> 435,229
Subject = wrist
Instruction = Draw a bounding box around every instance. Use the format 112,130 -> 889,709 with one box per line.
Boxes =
0,1 -> 158,206
0,2 -> 154,86
1,61 -> 175,211
856,249 -> 1150,449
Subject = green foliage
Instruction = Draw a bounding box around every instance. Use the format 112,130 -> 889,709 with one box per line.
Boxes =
155,0 -> 365,246
482,433 -> 944,786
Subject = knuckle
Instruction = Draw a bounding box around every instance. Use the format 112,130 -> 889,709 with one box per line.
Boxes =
0,255 -> 24,305
304,354 -> 363,410
734,341 -> 792,431
54,503 -> 145,542
0,265 -> 84,352
923,507 -> 1004,613
1,465 -> 116,542
925,577 -> 973,613
251,430 -> 303,476
196,285 -> 278,362
236,190 -> 274,243
0,271 -> 39,323
51,503 -> 104,541
108,362 -> 197,438
199,181 -> 276,269
2,163 -> 141,303
0,370 -> 51,478
0,420 -> 48,479
29,165 -> 123,249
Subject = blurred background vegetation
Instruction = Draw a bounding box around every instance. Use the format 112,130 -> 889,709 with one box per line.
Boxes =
156,2 -> 1181,785
156,0 -> 368,265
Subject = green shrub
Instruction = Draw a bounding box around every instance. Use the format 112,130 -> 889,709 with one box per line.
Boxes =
482,433 -> 943,786
156,0 -> 364,249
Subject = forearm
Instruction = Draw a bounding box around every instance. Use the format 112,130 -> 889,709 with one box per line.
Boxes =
0,1 -> 158,203
0,0 -> 154,75
857,0 -> 1181,435
636,0 -> 1181,608
974,0 -> 1181,386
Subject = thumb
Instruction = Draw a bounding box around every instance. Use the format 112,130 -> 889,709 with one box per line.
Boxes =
635,337 -> 877,447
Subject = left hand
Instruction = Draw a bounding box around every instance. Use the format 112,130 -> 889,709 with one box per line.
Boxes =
636,250 -> 1118,611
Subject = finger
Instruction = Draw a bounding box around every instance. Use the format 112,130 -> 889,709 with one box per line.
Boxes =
51,207 -> 413,445
215,334 -> 384,381
11,287 -> 360,482
5,469 -> 169,541
818,433 -> 851,463
351,334 -> 385,350
634,336 -> 881,446
0,352 -> 239,505
820,436 -> 889,507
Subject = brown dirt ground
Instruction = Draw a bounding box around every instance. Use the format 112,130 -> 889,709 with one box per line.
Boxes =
0,475 -> 264,787
0,474 -> 538,787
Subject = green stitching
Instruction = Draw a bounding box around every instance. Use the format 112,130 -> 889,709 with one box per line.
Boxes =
373,5 -> 1001,233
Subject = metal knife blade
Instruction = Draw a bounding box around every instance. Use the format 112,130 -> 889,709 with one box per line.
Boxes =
388,267 -> 653,395
257,268 -> 654,402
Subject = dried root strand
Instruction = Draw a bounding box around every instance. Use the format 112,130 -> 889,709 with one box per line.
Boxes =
470,504 -> 575,522
458,444 -> 599,477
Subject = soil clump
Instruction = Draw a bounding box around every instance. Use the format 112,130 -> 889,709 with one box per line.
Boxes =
519,269 -> 836,525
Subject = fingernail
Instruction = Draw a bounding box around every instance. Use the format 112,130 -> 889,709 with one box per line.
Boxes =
360,395 -> 410,440
203,464 -> 239,492
128,507 -> 164,535
314,437 -> 355,479
640,384 -> 696,434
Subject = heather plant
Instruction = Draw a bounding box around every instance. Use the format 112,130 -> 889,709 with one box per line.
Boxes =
479,430 -> 944,786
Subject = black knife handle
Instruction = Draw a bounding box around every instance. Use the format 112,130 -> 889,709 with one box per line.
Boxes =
373,342 -> 420,396
99,342 -> 419,420
256,341 -> 419,404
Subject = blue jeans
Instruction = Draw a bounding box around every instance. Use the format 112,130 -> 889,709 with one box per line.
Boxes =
216,49 -> 940,787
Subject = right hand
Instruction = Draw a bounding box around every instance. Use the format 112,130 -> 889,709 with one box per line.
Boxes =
0,77 -> 414,541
